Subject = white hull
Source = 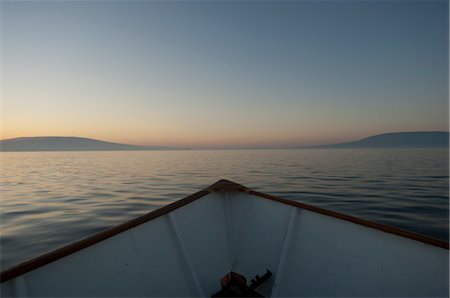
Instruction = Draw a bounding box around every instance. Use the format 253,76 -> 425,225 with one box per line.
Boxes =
1,180 -> 448,297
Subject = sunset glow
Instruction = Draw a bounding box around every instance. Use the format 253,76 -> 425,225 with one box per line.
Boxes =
2,1 -> 448,147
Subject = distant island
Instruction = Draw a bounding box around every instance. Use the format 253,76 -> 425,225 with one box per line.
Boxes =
309,131 -> 449,149
0,132 -> 448,152
0,137 -> 170,152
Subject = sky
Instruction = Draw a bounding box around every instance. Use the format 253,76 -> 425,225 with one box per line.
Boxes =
1,0 -> 448,147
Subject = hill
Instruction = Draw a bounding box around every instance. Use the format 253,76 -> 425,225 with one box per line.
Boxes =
0,137 -> 165,152
311,131 -> 449,149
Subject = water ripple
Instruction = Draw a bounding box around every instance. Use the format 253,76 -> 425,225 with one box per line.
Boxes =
0,149 -> 448,269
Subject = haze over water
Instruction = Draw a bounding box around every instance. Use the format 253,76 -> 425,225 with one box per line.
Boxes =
1,149 -> 448,269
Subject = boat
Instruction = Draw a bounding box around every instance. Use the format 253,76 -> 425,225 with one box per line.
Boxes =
1,179 -> 448,297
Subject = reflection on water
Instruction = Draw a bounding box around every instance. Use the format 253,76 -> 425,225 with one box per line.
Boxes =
1,149 -> 448,269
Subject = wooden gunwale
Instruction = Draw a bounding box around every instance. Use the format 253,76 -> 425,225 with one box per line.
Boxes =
248,189 -> 449,250
1,179 -> 448,283
0,188 -> 209,283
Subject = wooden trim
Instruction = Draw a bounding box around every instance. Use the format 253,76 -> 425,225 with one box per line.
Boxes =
247,189 -> 450,250
212,180 -> 449,249
1,179 -> 448,283
207,179 -> 249,192
0,188 -> 210,283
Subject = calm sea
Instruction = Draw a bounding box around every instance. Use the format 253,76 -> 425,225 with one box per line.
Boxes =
1,149 -> 448,269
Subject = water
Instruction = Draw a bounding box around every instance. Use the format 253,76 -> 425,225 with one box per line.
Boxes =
1,149 -> 448,269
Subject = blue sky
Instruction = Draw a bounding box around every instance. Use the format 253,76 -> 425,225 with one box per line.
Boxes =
2,0 -> 448,147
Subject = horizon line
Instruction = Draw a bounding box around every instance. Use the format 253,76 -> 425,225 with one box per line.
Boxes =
1,130 -> 449,151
